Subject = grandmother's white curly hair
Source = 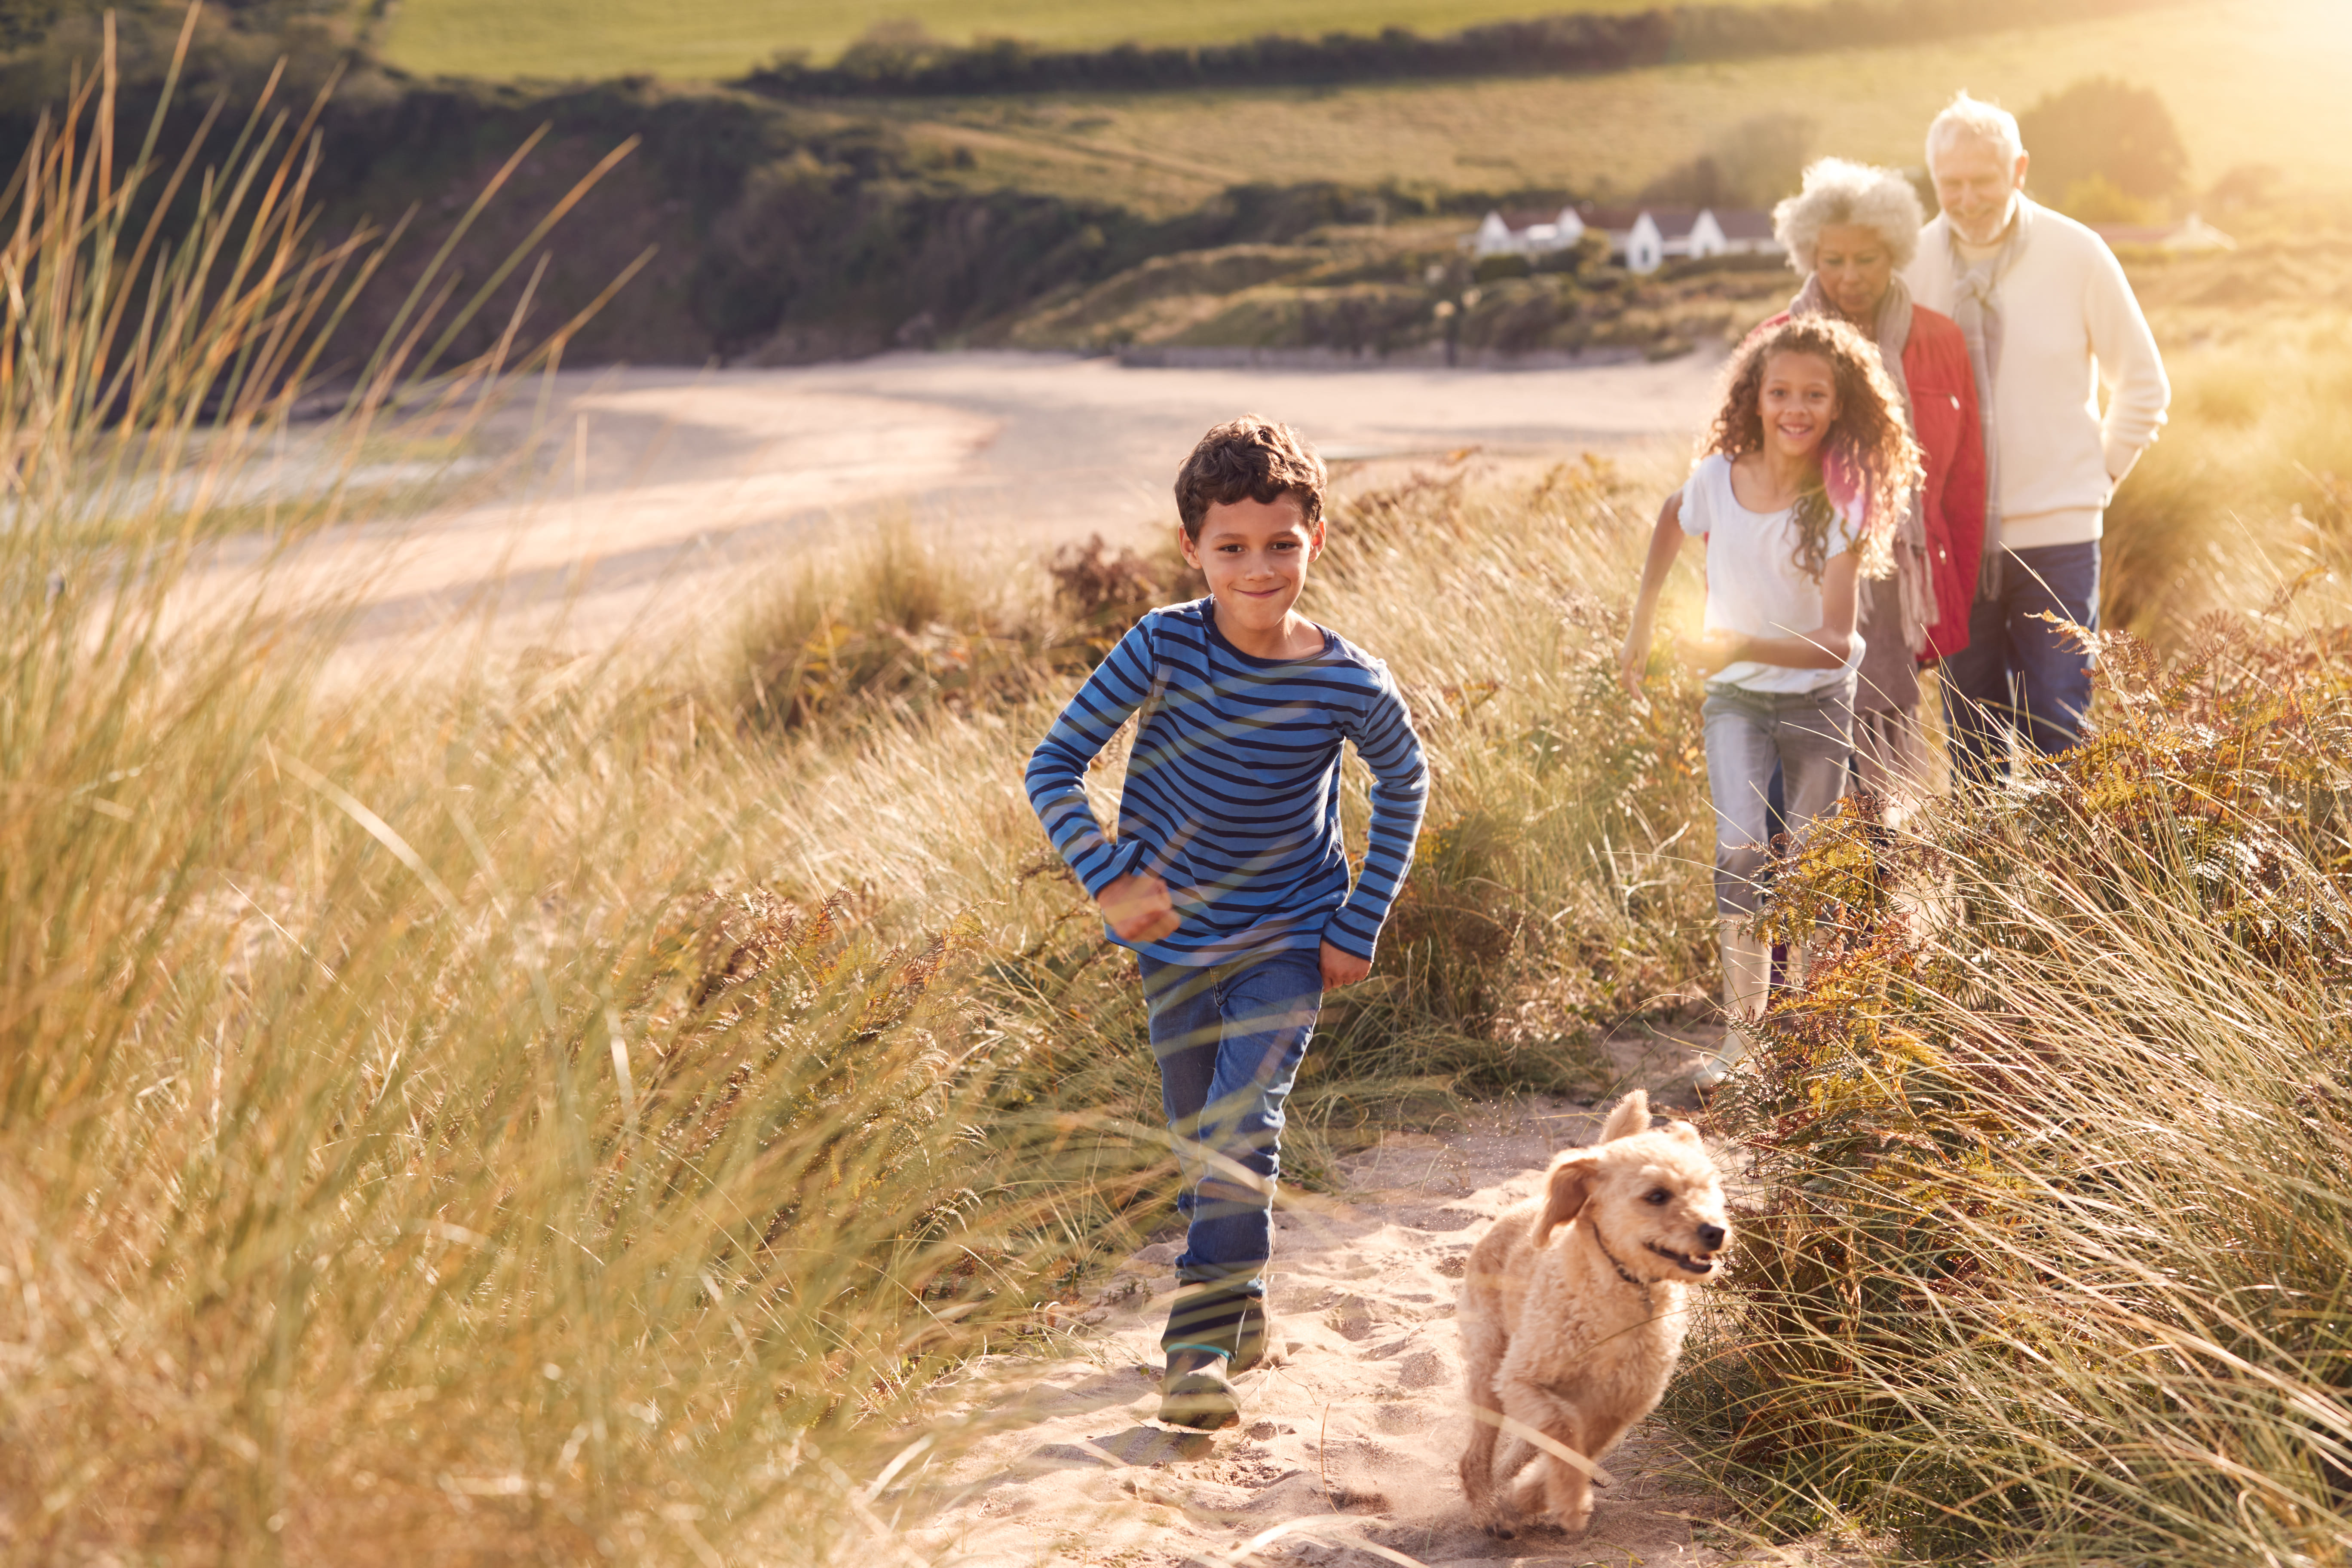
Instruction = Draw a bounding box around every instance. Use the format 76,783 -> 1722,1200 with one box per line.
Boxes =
1771,157 -> 1926,275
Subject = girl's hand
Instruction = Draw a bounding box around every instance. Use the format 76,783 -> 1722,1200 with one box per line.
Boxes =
1319,940 -> 1372,991
1676,629 -> 1747,676
1097,873 -> 1180,943
1617,630 -> 1649,696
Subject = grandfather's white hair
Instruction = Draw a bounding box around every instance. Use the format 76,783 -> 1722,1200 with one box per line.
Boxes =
1926,90 -> 2025,170
1772,158 -> 1925,274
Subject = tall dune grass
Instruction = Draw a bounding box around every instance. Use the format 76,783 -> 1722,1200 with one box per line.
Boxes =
2089,227 -> 2352,643
0,37 -> 1164,1563
1666,601 -> 2352,1563
2101,314 -> 2352,640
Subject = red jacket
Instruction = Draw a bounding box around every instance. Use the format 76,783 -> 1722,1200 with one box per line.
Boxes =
1756,305 -> 1985,659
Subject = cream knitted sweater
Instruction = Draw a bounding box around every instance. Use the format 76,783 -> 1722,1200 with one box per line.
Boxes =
1904,199 -> 2171,552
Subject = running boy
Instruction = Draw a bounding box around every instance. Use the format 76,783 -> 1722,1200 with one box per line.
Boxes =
1026,416 -> 1428,1430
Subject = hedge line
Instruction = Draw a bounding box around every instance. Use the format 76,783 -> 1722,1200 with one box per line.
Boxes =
739,0 -> 2185,99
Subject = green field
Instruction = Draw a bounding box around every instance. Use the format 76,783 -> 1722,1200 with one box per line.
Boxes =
375,0 -> 2352,201
377,0 -> 1745,83
894,0 -> 2352,216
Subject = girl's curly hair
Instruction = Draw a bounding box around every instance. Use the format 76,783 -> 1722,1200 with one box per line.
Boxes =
1700,316 -> 1923,583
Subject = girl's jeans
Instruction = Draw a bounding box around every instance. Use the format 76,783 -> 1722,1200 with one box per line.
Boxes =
1137,949 -> 1323,1299
1703,678 -> 1856,917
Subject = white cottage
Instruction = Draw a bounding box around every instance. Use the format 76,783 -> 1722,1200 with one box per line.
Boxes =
1581,206 -> 1782,273
1470,206 -> 1589,259
1470,203 -> 1785,274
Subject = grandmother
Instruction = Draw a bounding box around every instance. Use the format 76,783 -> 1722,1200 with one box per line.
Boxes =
1761,157 -> 1985,803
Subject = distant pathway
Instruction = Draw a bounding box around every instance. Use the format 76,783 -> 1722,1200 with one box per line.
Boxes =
186,351 -> 1724,672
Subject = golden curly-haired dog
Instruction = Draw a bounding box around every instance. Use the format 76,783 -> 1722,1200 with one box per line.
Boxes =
1456,1090 -> 1730,1537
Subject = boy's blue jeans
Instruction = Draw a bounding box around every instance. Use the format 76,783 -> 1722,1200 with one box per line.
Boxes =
1137,949 -> 1322,1300
1942,541 -> 2101,785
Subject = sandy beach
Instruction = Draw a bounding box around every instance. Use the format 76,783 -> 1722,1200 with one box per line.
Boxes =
179,349 -> 1725,669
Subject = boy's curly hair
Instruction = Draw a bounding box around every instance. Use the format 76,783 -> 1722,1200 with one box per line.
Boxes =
1174,415 -> 1326,539
1702,316 -> 1922,583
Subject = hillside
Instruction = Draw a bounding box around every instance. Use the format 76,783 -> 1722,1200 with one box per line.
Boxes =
377,0 -> 1760,83
2,0 -> 2342,371
891,0 -> 2348,215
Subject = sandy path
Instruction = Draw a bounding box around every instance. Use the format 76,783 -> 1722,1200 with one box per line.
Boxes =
178,350 -> 1722,671
883,1023 -> 1837,1568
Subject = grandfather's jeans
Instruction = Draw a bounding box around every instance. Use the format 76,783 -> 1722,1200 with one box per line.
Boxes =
1942,541 -> 2101,786
1703,679 -> 1856,917
1137,949 -> 1322,1298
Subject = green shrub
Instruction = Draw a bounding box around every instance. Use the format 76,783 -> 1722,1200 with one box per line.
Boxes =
2020,75 -> 2191,208
1474,251 -> 1533,284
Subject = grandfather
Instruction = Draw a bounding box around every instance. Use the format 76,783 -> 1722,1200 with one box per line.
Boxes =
1903,92 -> 2170,781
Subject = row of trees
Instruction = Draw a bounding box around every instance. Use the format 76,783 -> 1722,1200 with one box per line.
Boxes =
1632,80 -> 2199,217
741,0 -> 2182,100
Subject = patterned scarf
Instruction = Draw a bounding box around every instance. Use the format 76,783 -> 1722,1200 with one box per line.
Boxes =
1947,207 -> 2030,597
1790,272 -> 1932,664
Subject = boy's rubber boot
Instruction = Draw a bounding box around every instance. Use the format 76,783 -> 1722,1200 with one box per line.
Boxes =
1158,1284 -> 1249,1430
1159,1349 -> 1241,1431
1697,919 -> 1772,1091
1232,1294 -> 1280,1373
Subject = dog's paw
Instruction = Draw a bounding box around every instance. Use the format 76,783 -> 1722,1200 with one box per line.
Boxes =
1471,1497 -> 1522,1542
1546,1506 -> 1594,1539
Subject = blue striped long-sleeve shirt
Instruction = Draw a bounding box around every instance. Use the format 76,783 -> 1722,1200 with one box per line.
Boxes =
1025,598 -> 1429,966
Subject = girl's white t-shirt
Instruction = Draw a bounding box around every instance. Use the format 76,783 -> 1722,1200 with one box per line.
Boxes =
1679,453 -> 1866,695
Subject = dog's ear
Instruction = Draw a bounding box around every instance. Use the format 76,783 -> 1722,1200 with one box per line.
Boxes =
1665,1118 -> 1703,1145
1538,1151 -> 1602,1244
1599,1090 -> 1651,1144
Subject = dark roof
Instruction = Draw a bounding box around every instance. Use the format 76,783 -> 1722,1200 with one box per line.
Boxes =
1576,204 -> 1645,233
1500,207 -> 1571,230
1712,209 -> 1778,241
1578,205 -> 1683,235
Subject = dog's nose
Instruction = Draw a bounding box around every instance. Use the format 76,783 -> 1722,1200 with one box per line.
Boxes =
1697,1224 -> 1727,1251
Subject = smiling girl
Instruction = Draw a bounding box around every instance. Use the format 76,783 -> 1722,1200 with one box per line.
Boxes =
1618,317 -> 1922,1087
